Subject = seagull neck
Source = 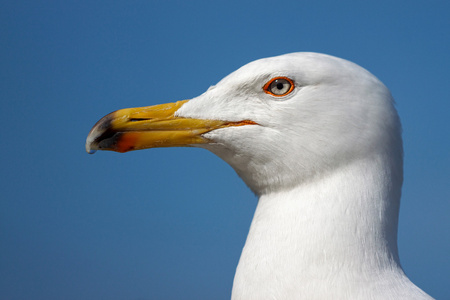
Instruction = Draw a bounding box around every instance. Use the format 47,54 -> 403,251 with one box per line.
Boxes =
232,155 -> 405,298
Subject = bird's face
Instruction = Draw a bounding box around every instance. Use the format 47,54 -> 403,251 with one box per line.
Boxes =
86,53 -> 401,195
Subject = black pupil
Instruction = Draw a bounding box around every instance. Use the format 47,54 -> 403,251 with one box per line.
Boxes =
276,81 -> 284,90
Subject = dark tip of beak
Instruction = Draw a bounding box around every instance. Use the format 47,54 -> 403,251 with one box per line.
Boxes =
90,112 -> 114,133
86,112 -> 122,153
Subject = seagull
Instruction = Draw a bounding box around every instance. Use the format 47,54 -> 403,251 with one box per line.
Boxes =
86,53 -> 432,299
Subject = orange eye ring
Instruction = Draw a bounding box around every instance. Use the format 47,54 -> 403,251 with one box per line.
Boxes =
263,77 -> 295,97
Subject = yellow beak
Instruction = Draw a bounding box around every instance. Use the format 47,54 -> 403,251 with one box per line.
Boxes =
86,100 -> 257,153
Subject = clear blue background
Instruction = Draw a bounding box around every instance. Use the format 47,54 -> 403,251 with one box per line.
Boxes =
1,1 -> 448,299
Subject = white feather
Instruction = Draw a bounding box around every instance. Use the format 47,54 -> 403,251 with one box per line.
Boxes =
176,53 -> 432,299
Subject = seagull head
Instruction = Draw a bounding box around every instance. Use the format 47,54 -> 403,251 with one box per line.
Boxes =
86,52 -> 402,195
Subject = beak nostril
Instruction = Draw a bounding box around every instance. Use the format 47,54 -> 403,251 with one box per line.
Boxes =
129,118 -> 152,122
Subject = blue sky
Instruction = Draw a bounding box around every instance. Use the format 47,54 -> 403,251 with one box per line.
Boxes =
1,1 -> 449,299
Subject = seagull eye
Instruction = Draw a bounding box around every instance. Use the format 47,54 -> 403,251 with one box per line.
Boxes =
263,77 -> 294,97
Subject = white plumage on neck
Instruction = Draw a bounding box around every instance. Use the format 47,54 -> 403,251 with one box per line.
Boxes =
232,156 -> 429,299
